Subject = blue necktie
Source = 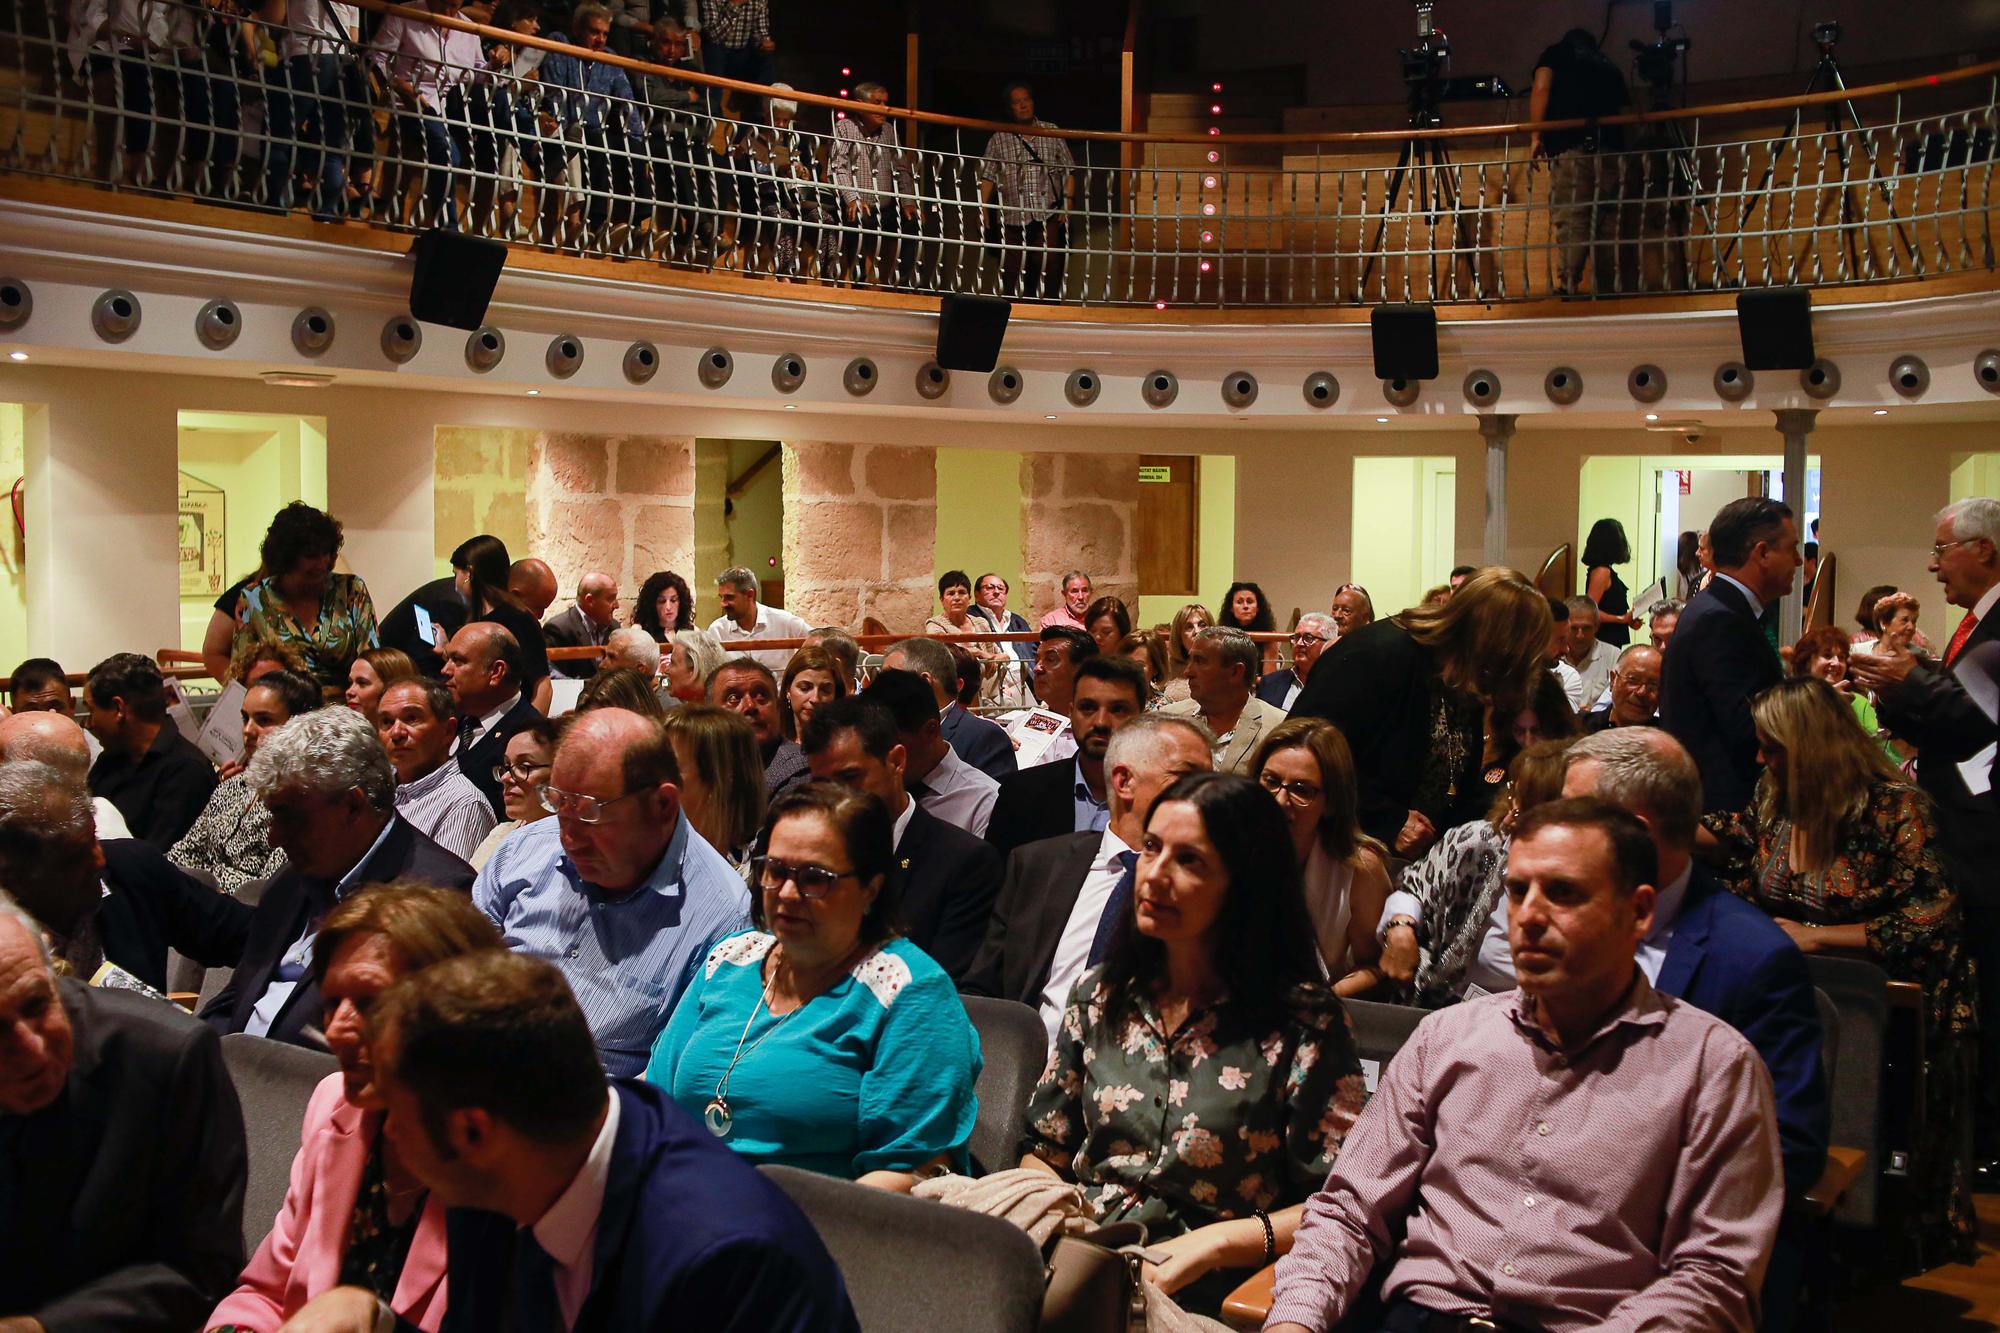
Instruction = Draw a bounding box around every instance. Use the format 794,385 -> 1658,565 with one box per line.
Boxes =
1086,851 -> 1140,966
513,1229 -> 563,1333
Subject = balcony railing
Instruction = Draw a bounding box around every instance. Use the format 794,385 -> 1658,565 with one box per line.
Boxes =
5,0 -> 1998,309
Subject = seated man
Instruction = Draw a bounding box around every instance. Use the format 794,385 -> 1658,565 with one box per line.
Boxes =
960,714 -> 1212,1042
862,669 -> 1000,839
203,709 -> 475,1049
83,652 -> 217,850
1546,596 -> 1587,710
994,626 -> 1096,766
1259,613 -> 1338,711
8,656 -> 75,717
1562,594 -> 1621,708
0,760 -> 250,993
986,655 -> 1149,856
801,696 -> 1002,978
883,637 -> 1017,782
0,892 -> 247,1330
475,708 -> 750,1076
1268,797 -> 1783,1333
441,622 -> 541,816
377,678 -> 498,863
707,566 -> 813,672
1585,643 -> 1664,732
708,656 -> 810,800
278,950 -> 856,1332
603,624 -> 665,679
1159,627 -> 1287,774
0,708 -> 134,841
542,570 -> 621,679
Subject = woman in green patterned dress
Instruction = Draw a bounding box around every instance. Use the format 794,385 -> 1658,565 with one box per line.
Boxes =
227,502 -> 378,695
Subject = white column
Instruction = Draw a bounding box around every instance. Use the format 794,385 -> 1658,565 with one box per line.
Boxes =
1478,414 -> 1516,568
1774,408 -> 1816,644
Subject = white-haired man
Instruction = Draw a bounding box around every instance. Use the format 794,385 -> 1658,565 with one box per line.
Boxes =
1258,612 -> 1337,711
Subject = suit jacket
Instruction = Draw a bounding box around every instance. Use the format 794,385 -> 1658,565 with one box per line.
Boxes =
201,816 -> 476,1049
379,576 -> 467,679
1659,870 -> 1830,1199
99,837 -> 253,992
2,980 -> 246,1331
897,804 -> 1003,980
1255,668 -> 1299,711
542,603 -> 614,679
1874,610 -> 2000,904
940,703 -> 1018,782
455,694 -> 545,817
208,1072 -> 450,1332
424,1081 -> 857,1333
1659,579 -> 1782,813
985,756 -> 1082,859
958,831 -> 1100,1007
1160,694 -> 1288,775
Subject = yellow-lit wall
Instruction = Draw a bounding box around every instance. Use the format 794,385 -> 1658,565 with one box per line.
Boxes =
1951,453 -> 2000,503
935,449 -> 1024,616
726,439 -> 784,601
1347,456 -> 1457,618
0,403 -> 23,666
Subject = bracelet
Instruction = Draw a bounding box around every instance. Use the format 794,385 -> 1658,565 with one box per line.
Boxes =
1255,1208 -> 1275,1265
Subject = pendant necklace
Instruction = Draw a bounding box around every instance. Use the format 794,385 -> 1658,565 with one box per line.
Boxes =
705,967 -> 790,1138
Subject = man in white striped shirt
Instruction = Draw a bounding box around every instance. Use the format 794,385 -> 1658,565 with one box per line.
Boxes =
377,678 -> 495,863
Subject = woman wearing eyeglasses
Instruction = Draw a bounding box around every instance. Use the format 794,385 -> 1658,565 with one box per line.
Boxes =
644,782 -> 981,1189
467,716 -> 563,871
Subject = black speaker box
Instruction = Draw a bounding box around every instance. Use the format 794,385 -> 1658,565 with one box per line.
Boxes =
409,230 -> 507,331
1371,304 -> 1439,381
1736,287 -> 1814,370
936,294 -> 1012,373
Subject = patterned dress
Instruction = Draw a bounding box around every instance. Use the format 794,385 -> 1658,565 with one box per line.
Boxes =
1711,779 -> 1979,1265
230,572 -> 379,692
167,774 -> 286,892
1390,819 -> 1510,1008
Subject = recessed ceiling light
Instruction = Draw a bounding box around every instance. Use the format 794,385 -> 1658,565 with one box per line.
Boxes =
259,371 -> 335,388
6,351 -> 26,362
1044,414 -> 1057,420
783,403 -> 797,410
1873,408 -> 1889,415
1375,416 -> 1390,423
1644,413 -> 1659,421
526,389 -> 539,396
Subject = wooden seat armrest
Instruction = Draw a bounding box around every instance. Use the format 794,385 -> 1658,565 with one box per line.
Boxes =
1885,980 -> 1924,1011
1221,1263 -> 1279,1330
167,991 -> 200,1011
1803,1145 -> 1868,1213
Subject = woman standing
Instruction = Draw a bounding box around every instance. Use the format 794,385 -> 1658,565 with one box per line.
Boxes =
226,503 -> 379,694
1021,772 -> 1365,1308
1581,517 -> 1634,647
632,569 -> 697,641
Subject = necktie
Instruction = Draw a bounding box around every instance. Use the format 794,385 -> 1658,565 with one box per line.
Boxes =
1944,610 -> 1979,668
906,778 -> 933,800
513,1229 -> 563,1333
1086,851 -> 1140,967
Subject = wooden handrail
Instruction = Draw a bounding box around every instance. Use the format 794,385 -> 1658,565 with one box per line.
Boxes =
546,628 -> 1297,661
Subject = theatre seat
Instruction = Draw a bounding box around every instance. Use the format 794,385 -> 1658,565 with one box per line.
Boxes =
1804,956 -> 1892,1228
759,1164 -> 1047,1333
1340,997 -> 1427,1067
220,1033 -> 339,1251
963,996 -> 1049,1175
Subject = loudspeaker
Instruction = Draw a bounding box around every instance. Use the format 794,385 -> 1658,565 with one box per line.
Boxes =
409,230 -> 506,331
1371,304 -> 1438,381
936,294 -> 1011,373
1735,287 -> 1813,370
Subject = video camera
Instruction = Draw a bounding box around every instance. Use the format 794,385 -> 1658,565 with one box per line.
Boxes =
1629,0 -> 1690,92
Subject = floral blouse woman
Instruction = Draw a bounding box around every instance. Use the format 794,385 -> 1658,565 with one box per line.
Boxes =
1020,772 -> 1365,1310
229,502 -> 379,693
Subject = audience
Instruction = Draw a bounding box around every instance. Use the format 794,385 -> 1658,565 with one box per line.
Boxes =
1220,580 -> 1278,636
344,646 -> 417,726
884,636 -> 1016,781
986,655 -> 1148,855
1247,719 -> 1391,994
1002,623 -> 1096,761
203,708 -> 476,1049
778,643 -> 846,743
85,651 -> 219,851
1850,582 -> 1900,650
1649,597 -> 1683,650
1260,612 -> 1335,710
474,707 -> 751,1075
1162,602 -> 1212,705
861,668 -> 1000,838
467,715 -> 563,871
7,656 -> 74,716
439,621 -> 539,816
1119,630 -> 1167,701
0,892 -> 247,1331
1081,594 -> 1133,658
376,678 -> 496,863
1581,517 -> 1636,646
925,569 -> 1008,669
660,703 -> 769,871
1869,590 -> 1923,657
1327,582 -> 1373,637
1544,596 -> 1586,708
803,626 -> 865,692
632,568 -> 697,640
1560,594 -> 1620,705
575,664 -> 669,720
540,570 -> 622,677
971,571 -> 1037,667
1039,569 -> 1093,631
601,624 -> 664,679
1021,772 -> 1364,1309
506,557 -> 560,623
375,540 -> 474,679
708,655 -> 810,799
664,626 -> 726,703
278,950 -> 858,1331
1584,642 -> 1663,732
647,781 -> 981,1183
1789,625 -> 1883,741
205,884 -> 504,1333
708,565 -> 812,671
1266,798 -> 1784,1333
979,81 -> 1076,300
170,667 -> 321,890
229,637 -> 312,690
800,698 -> 1002,978
1161,626 -> 1286,775
223,502 -> 380,693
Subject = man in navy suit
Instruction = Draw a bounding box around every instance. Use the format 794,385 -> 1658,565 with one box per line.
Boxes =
986,655 -> 1149,856
279,951 -> 857,1333
442,621 -> 546,816
884,637 -> 1018,781
1256,612 -> 1337,712
1659,496 -> 1801,812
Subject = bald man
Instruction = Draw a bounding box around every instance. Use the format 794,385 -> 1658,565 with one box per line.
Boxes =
509,557 -> 560,621
0,709 -> 135,840
472,708 -> 751,1075
442,621 -> 544,816
544,570 -> 622,680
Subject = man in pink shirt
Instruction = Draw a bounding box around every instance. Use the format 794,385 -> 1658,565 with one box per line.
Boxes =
1038,570 -> 1093,631
1268,796 -> 1783,1333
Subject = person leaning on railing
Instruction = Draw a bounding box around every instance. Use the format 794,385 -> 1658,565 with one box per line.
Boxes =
262,0 -> 370,220
977,81 -> 1075,302
366,0 -> 483,229
1528,27 -> 1631,297
635,18 -> 717,259
733,85 -> 817,279
534,3 -> 646,251
159,0 -> 248,197
828,81 -> 919,288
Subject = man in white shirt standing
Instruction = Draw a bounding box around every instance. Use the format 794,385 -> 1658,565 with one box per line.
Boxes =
705,566 -> 812,673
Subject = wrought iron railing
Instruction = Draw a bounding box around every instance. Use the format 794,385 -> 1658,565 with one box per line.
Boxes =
4,0 -> 1997,307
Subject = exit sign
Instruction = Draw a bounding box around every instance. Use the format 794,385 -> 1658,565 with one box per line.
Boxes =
1138,466 -> 1172,483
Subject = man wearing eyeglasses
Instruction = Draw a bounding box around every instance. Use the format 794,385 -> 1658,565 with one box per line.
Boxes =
1258,612 -> 1338,712
473,708 -> 752,1076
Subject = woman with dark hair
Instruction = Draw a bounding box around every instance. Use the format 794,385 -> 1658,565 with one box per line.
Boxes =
1789,625 -> 1884,741
169,668 -> 322,890
1021,771 -> 1365,1307
632,569 -> 697,640
1851,583 -> 1899,647
1581,517 -> 1634,647
779,644 -> 847,742
1118,631 -> 1168,703
1083,595 -> 1133,658
468,715 -> 563,871
575,667 -> 667,721
225,502 -> 379,692
1676,530 -> 1707,598
1220,581 -> 1276,634
645,782 -> 980,1188
454,534 -> 551,711
925,569 -> 1007,671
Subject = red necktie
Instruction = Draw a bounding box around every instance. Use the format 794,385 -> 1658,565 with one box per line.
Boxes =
1944,611 -> 1979,667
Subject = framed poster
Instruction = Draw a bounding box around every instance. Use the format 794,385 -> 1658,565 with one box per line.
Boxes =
178,472 -> 227,598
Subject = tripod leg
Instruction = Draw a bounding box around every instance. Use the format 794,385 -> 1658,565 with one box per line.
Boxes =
1361,140 -> 1418,293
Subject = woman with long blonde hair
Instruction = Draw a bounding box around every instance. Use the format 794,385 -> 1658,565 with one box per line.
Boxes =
661,704 -> 769,872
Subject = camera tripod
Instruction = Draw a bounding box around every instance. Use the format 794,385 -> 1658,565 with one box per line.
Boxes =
1360,71 -> 1485,301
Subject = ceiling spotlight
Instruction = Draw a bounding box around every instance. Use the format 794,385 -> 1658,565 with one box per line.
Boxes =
259,371 -> 334,388
1375,416 -> 1390,423
1044,414 -> 1057,420
526,389 -> 539,396
1873,408 -> 1889,415
6,351 -> 25,362
1644,413 -> 1659,421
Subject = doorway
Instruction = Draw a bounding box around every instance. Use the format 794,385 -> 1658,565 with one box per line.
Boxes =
1579,454 -> 1820,601
177,410 -> 327,653
1351,456 -> 1456,618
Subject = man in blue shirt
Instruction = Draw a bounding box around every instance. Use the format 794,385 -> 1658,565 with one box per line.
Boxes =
534,4 -> 645,249
475,708 -> 750,1076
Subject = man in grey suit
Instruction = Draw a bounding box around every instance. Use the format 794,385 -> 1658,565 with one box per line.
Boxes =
1160,627 -> 1287,776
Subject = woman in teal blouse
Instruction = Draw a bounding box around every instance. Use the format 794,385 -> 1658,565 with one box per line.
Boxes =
646,782 -> 981,1188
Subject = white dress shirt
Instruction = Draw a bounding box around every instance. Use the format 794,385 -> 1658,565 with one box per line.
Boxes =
1553,659 -> 1586,712
913,747 -> 998,839
1037,827 -> 1134,1043
705,602 -> 814,672
530,1091 -> 621,1331
890,791 -> 916,850
1567,639 -> 1621,712
1462,858 -> 1697,997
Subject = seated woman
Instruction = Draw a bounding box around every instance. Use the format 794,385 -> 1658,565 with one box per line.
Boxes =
1871,589 -> 1926,658
1117,631 -> 1168,706
1789,625 -> 1885,741
1247,719 -> 1391,995
205,883 -> 504,1333
468,715 -> 562,871
661,704 -> 768,872
229,637 -> 311,690
574,666 -> 666,720
1849,583 -> 1899,649
646,783 -> 980,1187
225,502 -> 379,694
169,669 -> 321,891
925,569 -> 1007,669
1082,595 -> 1133,658
1160,604 -> 1211,705
344,647 -> 417,727
1717,676 -> 1977,1266
632,568 -> 697,642
1021,772 -> 1366,1308
663,628 -> 726,706
779,644 -> 847,743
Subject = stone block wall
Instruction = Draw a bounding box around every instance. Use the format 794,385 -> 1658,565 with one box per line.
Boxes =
691,439 -> 732,601
781,441 -> 937,630
525,432 -> 697,600
432,426 -> 534,570
1020,452 -> 1140,621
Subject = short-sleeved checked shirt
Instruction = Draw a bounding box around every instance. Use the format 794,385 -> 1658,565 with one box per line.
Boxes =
979,121 -> 1075,224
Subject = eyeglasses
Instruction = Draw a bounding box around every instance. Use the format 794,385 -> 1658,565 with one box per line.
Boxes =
493,759 -> 552,783
1290,631 -> 1332,645
536,784 -> 644,823
1931,539 -> 1984,559
1256,771 -> 1324,804
752,856 -> 858,899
